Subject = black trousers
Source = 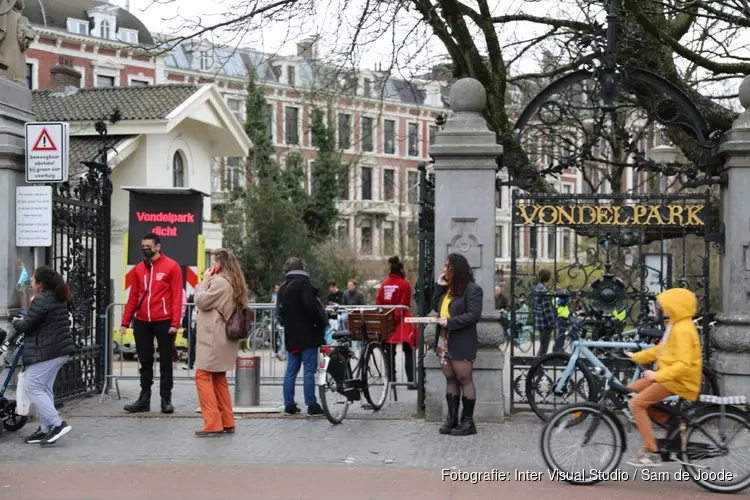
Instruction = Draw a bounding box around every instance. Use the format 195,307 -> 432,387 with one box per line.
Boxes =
387,342 -> 414,383
133,319 -> 173,398
188,324 -> 197,367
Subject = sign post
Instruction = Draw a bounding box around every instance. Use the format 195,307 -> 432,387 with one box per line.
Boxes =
25,121 -> 68,183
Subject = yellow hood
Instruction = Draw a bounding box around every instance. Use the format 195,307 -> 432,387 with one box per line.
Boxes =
656,288 -> 697,322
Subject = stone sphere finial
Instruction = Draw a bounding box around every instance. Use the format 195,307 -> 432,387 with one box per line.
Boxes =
739,74 -> 750,110
449,78 -> 486,113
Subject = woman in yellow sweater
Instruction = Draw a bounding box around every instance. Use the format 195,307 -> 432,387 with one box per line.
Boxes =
625,287 -> 703,467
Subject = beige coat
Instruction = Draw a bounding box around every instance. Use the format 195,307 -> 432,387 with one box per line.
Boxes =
194,274 -> 240,372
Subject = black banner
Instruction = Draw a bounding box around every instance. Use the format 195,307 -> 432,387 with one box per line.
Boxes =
127,191 -> 203,267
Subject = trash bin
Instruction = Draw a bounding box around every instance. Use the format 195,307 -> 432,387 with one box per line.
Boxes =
235,355 -> 260,407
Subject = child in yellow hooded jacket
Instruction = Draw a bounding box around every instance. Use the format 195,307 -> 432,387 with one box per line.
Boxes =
624,287 -> 703,467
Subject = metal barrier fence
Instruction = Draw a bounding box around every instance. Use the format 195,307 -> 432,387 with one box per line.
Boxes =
100,303 -> 418,403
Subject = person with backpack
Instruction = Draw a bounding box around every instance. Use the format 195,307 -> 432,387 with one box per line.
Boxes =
275,257 -> 327,416
193,248 -> 247,436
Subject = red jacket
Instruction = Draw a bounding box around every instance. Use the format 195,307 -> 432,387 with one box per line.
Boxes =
122,254 -> 184,329
376,273 -> 416,346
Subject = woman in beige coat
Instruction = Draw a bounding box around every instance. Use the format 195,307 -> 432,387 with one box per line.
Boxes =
193,248 -> 247,437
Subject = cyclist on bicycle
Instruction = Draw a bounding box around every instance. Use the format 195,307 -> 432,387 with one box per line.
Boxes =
624,287 -> 702,467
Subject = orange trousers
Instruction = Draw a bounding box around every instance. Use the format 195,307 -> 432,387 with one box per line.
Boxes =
195,369 -> 234,432
627,378 -> 672,452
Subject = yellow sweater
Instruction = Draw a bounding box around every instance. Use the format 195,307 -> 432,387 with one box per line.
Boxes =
440,293 -> 452,319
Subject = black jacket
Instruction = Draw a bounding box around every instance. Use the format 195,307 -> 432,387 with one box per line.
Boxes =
276,271 -> 328,350
13,290 -> 76,366
432,282 -> 483,361
341,289 -> 366,306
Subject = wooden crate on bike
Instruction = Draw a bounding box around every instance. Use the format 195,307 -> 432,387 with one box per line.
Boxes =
348,309 -> 395,342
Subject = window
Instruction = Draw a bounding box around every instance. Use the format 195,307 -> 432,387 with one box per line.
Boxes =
224,157 -> 243,191
285,107 -> 299,145
67,19 -> 89,35
383,169 -> 395,202
118,29 -> 138,44
562,183 -> 573,195
227,97 -> 243,122
361,117 -> 373,152
529,226 -> 538,258
96,75 -> 115,87
429,125 -> 437,145
287,66 -> 295,85
363,78 -> 371,98
546,230 -> 555,260
495,187 -> 503,208
384,119 -> 395,154
100,20 -> 111,39
495,226 -> 503,258
285,155 -> 300,169
562,229 -> 571,260
130,79 -> 148,86
266,104 -> 274,142
25,63 -> 33,89
360,220 -> 373,255
339,166 -> 349,200
173,152 -> 185,187
408,123 -> 419,156
338,114 -> 351,149
200,52 -> 211,71
407,170 -> 419,204
513,231 -> 521,258
407,221 -> 418,254
271,65 -> 282,80
361,167 -> 372,200
338,221 -> 350,242
383,221 -> 395,256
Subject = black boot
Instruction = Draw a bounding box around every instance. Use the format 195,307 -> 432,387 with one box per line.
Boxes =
161,396 -> 174,414
124,391 -> 151,413
451,397 -> 477,436
439,394 -> 460,435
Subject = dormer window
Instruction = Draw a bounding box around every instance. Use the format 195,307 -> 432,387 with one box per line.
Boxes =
118,29 -> 138,44
67,18 -> 89,35
200,52 -> 211,71
100,20 -> 111,39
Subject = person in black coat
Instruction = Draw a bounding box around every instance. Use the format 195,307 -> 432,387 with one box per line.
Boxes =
12,266 -> 76,445
432,253 -> 483,436
275,257 -> 328,416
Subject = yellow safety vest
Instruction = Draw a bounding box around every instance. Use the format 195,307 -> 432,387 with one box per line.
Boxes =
613,308 -> 626,322
556,305 -> 570,319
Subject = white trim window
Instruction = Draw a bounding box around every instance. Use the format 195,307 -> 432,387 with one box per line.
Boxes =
383,168 -> 396,202
173,151 -> 186,188
360,219 -> 373,255
383,118 -> 396,155
118,28 -> 139,44
100,20 -> 111,39
226,97 -> 244,123
224,157 -> 244,191
200,52 -> 211,71
284,106 -> 301,145
67,18 -> 89,35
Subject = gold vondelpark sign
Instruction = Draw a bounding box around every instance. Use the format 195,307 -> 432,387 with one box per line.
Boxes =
515,204 -> 705,226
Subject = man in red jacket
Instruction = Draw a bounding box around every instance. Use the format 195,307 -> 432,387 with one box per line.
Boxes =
120,233 -> 184,414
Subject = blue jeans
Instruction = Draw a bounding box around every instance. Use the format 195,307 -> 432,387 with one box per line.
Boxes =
283,347 -> 318,408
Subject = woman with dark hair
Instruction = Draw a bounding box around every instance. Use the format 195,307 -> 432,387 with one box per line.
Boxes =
12,266 -> 76,445
433,253 -> 483,436
376,256 -> 417,388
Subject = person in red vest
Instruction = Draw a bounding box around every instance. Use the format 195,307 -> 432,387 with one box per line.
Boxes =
120,232 -> 184,414
376,256 -> 416,389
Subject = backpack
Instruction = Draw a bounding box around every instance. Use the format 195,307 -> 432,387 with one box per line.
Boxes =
218,305 -> 254,341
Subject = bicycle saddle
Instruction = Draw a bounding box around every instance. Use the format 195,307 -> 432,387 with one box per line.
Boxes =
638,327 -> 663,339
332,330 -> 354,340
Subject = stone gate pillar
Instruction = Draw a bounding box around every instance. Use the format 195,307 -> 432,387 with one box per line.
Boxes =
712,76 -> 750,396
423,78 -> 505,423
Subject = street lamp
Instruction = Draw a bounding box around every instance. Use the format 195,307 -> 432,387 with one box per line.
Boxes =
646,144 -> 680,165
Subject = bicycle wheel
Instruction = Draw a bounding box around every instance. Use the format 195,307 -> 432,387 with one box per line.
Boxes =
362,342 -> 389,410
498,331 -> 509,353
2,401 -> 28,431
540,404 -> 624,485
525,353 -> 597,422
319,352 -> 351,425
681,406 -> 750,493
516,326 -> 533,353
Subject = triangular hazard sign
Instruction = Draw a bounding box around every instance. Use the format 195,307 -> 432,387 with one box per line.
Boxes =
32,128 -> 57,151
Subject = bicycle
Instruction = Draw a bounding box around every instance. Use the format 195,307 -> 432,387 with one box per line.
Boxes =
540,362 -> 750,493
0,329 -> 28,433
498,310 -> 533,353
317,322 -> 390,425
525,316 -> 719,421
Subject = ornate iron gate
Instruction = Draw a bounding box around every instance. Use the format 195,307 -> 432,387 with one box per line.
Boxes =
415,160 -> 435,411
47,116 -> 116,400
508,191 -> 720,413
504,3 -> 725,414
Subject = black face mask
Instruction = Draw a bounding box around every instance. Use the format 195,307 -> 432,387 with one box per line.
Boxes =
142,248 -> 155,259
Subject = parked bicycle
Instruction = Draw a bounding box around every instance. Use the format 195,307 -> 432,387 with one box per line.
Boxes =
540,362 -> 750,493
498,309 -> 533,353
0,329 -> 27,433
317,310 -> 391,425
525,316 -> 719,421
